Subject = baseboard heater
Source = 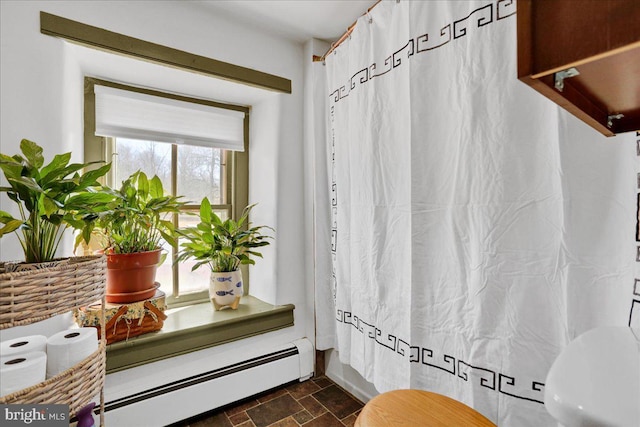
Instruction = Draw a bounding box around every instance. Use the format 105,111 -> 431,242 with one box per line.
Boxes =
104,339 -> 314,426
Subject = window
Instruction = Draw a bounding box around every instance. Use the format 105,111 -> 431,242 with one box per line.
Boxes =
84,78 -> 249,307
109,138 -> 228,305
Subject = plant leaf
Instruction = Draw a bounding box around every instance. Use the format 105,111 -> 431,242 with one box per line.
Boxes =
77,163 -> 111,187
82,222 -> 94,246
200,197 -> 211,223
48,163 -> 86,183
20,139 -> 44,169
40,152 -> 72,181
66,192 -> 116,209
158,251 -> 168,266
40,196 -> 60,217
149,175 -> 163,198
137,172 -> 149,199
9,176 -> 44,194
0,211 -> 23,236
0,154 -> 23,180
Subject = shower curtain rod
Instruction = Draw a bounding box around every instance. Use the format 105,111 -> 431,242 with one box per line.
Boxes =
313,0 -> 382,63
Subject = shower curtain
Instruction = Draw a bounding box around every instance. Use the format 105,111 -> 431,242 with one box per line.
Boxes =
313,1 -> 637,425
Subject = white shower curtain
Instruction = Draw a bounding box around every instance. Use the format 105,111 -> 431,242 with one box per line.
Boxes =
313,1 -> 637,425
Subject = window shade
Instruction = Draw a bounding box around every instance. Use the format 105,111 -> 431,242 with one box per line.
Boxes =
94,85 -> 245,151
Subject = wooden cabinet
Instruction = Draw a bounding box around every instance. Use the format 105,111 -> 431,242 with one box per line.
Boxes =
517,0 -> 640,136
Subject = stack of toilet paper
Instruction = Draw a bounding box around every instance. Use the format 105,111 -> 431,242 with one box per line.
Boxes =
0,328 -> 98,397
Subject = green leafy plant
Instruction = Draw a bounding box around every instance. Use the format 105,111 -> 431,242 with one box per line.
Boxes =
0,139 -> 113,263
78,170 -> 184,254
177,199 -> 272,272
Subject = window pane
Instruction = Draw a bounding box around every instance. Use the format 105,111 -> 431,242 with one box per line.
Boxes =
177,212 -> 208,296
114,138 -> 171,189
177,261 -> 209,296
177,145 -> 224,205
155,239 -> 175,299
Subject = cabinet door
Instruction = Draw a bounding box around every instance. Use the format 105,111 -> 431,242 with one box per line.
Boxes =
517,0 -> 640,136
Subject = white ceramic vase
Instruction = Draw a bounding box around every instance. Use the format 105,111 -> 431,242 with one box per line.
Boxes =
209,270 -> 243,310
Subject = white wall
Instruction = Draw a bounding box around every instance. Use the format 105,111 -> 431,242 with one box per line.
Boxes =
0,0 -> 314,413
0,0 -> 305,291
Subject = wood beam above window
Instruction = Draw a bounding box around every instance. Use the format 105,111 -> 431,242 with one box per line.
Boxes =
40,11 -> 292,94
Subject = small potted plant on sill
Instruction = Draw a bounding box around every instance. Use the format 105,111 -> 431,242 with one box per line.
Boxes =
177,198 -> 272,310
77,170 -> 185,303
0,139 -> 113,270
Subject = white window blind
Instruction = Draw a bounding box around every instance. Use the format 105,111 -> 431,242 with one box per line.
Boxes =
94,85 -> 245,151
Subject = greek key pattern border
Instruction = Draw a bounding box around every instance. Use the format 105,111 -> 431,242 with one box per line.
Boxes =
336,309 -> 545,404
328,0 -> 515,103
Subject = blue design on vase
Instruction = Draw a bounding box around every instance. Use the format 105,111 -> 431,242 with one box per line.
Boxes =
236,282 -> 242,288
215,290 -> 234,296
216,277 -> 232,282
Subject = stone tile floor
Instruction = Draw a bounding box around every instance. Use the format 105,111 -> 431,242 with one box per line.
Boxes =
172,376 -> 364,427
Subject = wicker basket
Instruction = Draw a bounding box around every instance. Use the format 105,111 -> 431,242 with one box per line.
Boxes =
75,290 -> 167,344
0,341 -> 106,414
0,255 -> 106,423
0,256 -> 106,329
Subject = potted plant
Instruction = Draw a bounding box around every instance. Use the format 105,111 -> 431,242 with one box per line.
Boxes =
0,139 -> 113,269
177,198 -> 272,310
78,170 -> 185,303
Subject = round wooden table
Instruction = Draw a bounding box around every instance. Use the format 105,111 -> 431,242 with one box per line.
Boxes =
355,389 -> 496,426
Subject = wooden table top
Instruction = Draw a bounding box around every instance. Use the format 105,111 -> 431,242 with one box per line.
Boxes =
355,389 -> 497,427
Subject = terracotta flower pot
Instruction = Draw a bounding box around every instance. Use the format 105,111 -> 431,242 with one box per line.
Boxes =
106,249 -> 161,303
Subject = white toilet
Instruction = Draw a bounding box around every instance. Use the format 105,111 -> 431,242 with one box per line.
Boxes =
544,326 -> 640,427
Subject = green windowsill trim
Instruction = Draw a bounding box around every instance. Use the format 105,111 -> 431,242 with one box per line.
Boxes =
105,296 -> 295,374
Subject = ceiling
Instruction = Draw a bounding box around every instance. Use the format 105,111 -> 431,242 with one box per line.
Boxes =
197,0 -> 376,44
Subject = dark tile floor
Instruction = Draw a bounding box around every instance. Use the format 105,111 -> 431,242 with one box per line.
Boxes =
172,376 -> 364,427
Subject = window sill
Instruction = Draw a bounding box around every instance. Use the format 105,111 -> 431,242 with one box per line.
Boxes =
105,296 -> 295,374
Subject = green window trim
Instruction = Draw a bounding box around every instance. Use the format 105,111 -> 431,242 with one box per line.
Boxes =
41,11 -> 292,94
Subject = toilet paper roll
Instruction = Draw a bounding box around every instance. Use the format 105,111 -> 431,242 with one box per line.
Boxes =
46,328 -> 98,378
0,335 -> 47,357
0,351 -> 47,397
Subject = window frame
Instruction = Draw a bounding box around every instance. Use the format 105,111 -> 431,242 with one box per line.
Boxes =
84,77 -> 250,307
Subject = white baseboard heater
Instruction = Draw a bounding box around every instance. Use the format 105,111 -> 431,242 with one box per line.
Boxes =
104,339 -> 314,426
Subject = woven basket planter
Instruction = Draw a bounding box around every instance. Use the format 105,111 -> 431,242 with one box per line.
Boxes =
0,255 -> 107,422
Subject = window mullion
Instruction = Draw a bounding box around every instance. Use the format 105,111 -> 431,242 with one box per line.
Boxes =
171,143 -> 179,299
